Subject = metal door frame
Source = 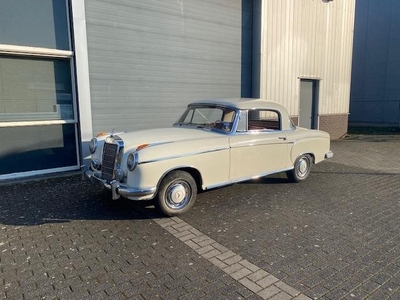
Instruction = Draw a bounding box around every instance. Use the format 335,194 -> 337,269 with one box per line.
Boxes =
299,78 -> 320,129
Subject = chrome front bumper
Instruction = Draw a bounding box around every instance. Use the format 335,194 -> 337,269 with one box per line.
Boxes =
325,151 -> 334,159
81,165 -> 156,200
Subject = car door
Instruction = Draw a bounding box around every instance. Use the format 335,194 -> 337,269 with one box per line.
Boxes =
229,109 -> 289,182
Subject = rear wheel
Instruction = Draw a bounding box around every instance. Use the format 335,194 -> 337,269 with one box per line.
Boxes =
287,154 -> 312,182
155,171 -> 197,216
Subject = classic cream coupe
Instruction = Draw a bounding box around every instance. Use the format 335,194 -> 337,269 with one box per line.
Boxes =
82,98 -> 333,216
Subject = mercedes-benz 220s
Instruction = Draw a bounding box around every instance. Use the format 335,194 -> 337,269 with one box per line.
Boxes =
82,99 -> 333,216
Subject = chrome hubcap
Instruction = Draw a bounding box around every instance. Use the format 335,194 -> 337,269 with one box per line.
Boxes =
297,158 -> 309,177
166,182 -> 190,209
169,184 -> 186,204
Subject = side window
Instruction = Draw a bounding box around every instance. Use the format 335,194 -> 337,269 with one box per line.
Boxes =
248,110 -> 281,131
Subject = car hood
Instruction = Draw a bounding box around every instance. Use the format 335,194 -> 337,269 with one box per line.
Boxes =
115,127 -> 225,151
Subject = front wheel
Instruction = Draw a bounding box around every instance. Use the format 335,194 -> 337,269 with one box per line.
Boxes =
287,154 -> 312,182
155,171 -> 197,216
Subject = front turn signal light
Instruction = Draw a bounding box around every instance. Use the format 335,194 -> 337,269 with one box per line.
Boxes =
136,143 -> 149,151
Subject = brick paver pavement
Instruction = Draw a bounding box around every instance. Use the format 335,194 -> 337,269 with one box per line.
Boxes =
0,135 -> 399,299
330,135 -> 400,174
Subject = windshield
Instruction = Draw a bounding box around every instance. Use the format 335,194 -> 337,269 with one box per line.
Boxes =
175,106 -> 236,132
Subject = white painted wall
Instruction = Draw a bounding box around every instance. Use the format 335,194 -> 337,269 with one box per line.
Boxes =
259,0 -> 356,117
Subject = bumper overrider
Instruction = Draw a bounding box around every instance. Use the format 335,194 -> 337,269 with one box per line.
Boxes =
81,165 -> 156,200
325,151 -> 334,159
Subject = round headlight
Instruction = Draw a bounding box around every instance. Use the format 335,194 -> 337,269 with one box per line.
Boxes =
89,138 -> 98,154
127,153 -> 138,171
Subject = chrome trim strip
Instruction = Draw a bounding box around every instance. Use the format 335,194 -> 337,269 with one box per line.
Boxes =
234,129 -> 294,135
147,141 -> 174,148
230,141 -> 288,149
205,167 -> 294,190
139,147 -> 229,165
0,119 -> 76,128
0,44 -> 73,58
0,165 -> 80,181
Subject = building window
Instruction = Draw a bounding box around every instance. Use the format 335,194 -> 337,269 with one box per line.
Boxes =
0,0 -> 78,179
0,56 -> 73,122
0,0 -> 70,50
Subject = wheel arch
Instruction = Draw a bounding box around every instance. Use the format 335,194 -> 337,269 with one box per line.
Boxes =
292,152 -> 315,166
156,166 -> 203,193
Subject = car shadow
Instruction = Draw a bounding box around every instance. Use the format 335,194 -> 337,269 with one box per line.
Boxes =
0,171 -> 306,227
0,175 -> 165,226
3,162 -> 395,227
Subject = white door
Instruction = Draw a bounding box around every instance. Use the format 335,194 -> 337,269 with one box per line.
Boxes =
229,132 -> 288,182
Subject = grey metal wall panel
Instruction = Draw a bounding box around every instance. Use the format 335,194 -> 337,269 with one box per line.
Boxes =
84,0 -> 242,133
350,0 -> 400,125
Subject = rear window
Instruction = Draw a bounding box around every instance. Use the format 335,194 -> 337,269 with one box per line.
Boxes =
248,110 -> 281,131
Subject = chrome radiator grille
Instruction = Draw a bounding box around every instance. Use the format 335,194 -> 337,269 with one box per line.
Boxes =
101,136 -> 124,182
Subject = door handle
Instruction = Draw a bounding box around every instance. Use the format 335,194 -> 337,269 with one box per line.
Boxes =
278,136 -> 287,141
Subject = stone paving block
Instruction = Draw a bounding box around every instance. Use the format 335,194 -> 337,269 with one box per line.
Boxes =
196,245 -> 215,255
191,235 -> 209,244
197,238 -> 215,247
240,259 -> 260,272
258,285 -> 281,299
248,269 -> 270,282
239,277 -> 263,293
171,221 -> 189,229
211,242 -> 229,253
223,263 -> 244,275
230,267 -> 253,280
301,274 -> 323,288
174,224 -> 192,233
156,220 -> 176,228
270,291 -> 292,300
178,233 -> 196,242
370,272 -> 392,285
275,281 -> 300,297
216,250 -> 236,261
170,216 -> 182,223
184,240 -> 200,250
174,230 -> 192,238
209,257 -> 228,269
188,228 -> 203,236
223,255 -> 243,266
202,249 -> 221,259
293,295 -> 313,300
258,275 -> 280,288
165,226 -> 178,234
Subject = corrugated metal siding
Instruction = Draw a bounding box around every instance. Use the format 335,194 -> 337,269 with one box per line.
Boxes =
84,0 -> 242,133
350,0 -> 400,125
260,0 -> 355,116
